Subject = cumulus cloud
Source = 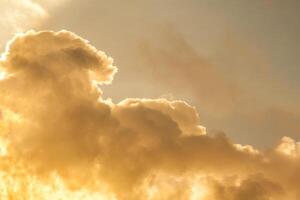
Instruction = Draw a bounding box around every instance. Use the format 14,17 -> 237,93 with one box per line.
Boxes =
0,30 -> 299,199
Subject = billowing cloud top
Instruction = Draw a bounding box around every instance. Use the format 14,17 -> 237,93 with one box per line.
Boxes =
0,30 -> 299,200
1,30 -> 117,83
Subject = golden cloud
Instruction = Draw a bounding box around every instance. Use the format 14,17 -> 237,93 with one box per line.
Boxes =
0,30 -> 299,199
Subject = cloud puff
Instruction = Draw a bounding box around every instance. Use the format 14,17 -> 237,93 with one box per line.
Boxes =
0,30 -> 299,199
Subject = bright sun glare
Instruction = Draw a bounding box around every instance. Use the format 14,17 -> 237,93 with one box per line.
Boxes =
0,72 -> 6,80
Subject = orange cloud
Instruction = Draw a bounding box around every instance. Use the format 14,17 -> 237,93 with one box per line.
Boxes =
0,30 -> 299,199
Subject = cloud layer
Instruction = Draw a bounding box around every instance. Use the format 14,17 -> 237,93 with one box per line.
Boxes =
0,30 -> 299,199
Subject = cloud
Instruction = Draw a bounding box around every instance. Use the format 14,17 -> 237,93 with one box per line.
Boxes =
0,30 -> 300,199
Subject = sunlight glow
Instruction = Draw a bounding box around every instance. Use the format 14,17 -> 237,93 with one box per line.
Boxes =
0,71 -> 6,80
191,183 -> 207,200
0,172 -> 116,200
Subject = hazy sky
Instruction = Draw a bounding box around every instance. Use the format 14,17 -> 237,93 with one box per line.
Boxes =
19,0 -> 298,148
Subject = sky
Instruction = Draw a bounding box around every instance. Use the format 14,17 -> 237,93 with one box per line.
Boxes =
0,0 -> 299,199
